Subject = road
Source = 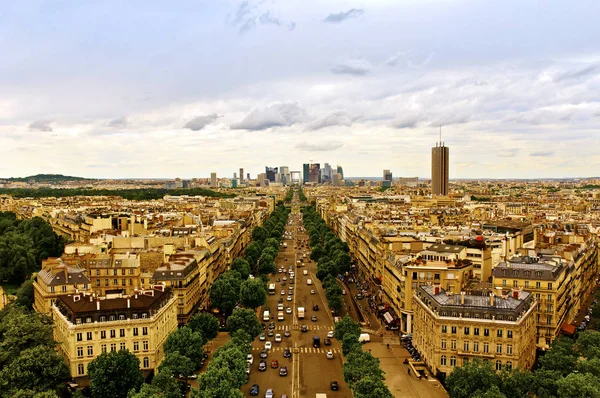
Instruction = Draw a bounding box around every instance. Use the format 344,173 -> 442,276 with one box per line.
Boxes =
244,200 -> 350,398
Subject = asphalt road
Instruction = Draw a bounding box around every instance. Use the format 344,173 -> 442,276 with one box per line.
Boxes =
244,202 -> 351,398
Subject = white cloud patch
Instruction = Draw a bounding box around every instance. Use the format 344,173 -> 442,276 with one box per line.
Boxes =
231,102 -> 306,130
184,114 -> 219,131
29,119 -> 53,132
307,111 -> 354,130
391,114 -> 423,129
331,59 -> 372,76
296,141 -> 344,151
323,9 -> 364,23
229,1 -> 295,34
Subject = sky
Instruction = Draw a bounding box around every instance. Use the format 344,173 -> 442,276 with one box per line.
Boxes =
1,0 -> 600,179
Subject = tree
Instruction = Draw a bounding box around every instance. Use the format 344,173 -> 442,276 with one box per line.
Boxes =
0,232 -> 38,284
538,336 -> 578,376
556,372 -> 600,398
343,350 -> 385,389
15,278 -> 35,309
0,345 -> 70,395
310,244 -> 324,261
230,257 -> 250,280
473,385 -> 507,398
13,391 -> 59,398
210,345 -> 248,388
158,352 -> 195,379
265,238 -> 279,251
257,254 -> 276,275
244,242 -> 261,266
150,369 -> 183,398
342,332 -> 360,355
240,278 -> 267,309
576,331 -> 600,359
251,227 -> 267,243
327,294 -> 343,313
576,357 -> 600,378
530,369 -> 560,398
499,368 -> 532,398
446,359 -> 501,398
87,350 -> 144,398
209,276 -> 240,315
194,366 -> 244,398
352,376 -> 394,398
334,315 -> 361,340
226,308 -> 261,339
164,327 -> 205,369
188,313 -> 219,341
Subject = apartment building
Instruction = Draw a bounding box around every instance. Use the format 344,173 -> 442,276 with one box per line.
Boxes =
52,287 -> 177,383
412,285 -> 537,379
34,258 -> 91,314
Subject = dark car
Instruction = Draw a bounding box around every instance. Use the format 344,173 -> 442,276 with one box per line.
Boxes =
250,384 -> 260,395
283,348 -> 292,358
279,366 -> 288,376
324,338 -> 332,346
268,330 -> 274,337
330,381 -> 339,391
284,329 -> 291,337
260,350 -> 268,359
269,322 -> 275,329
313,304 -> 319,311
301,325 -> 308,332
258,360 -> 267,371
278,297 -> 284,303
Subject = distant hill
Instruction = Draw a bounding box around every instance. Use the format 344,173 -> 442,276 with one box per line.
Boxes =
2,174 -> 92,183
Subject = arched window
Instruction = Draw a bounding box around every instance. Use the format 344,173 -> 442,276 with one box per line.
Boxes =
495,360 -> 502,371
506,361 -> 512,370
441,355 -> 447,366
450,356 -> 457,367
143,357 -> 149,368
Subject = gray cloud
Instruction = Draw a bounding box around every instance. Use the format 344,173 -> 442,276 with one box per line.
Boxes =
184,114 -> 219,131
307,111 -> 354,130
29,119 -> 53,132
324,9 -> 364,23
554,62 -> 600,82
428,114 -> 470,126
497,149 -> 520,158
108,116 -> 129,128
331,59 -> 372,76
391,114 -> 422,129
231,102 -> 306,130
296,142 -> 344,151
530,150 -> 555,157
230,1 -> 295,34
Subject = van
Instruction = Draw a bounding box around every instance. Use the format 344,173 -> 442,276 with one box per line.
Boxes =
263,310 -> 270,321
358,333 -> 370,343
303,270 -> 308,276
307,279 -> 312,286
278,312 -> 284,321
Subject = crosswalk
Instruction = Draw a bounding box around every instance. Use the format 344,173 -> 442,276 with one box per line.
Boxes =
268,324 -> 333,331
251,346 -> 342,354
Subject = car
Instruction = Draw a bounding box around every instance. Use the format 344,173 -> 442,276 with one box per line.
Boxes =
283,276 -> 287,281
278,303 -> 284,311
268,330 -> 274,337
283,348 -> 292,358
301,325 -> 308,332
179,373 -> 198,380
261,322 -> 266,329
326,351 -> 334,359
265,389 -> 274,398
311,316 -> 317,322
310,289 -> 316,294
342,289 -> 346,295
284,329 -> 291,337
250,384 -> 260,395
276,278 -> 280,282
303,270 -> 308,275
281,290 -> 286,295
288,290 -> 293,295
260,350 -> 268,359
275,334 -> 282,342
246,363 -> 251,376
269,322 -> 275,329
247,354 -> 254,365
330,381 -> 339,391
286,307 -> 292,314
259,333 -> 266,341
271,359 -> 278,368
258,361 -> 267,371
284,257 -> 287,261
278,269 -> 283,273
287,295 -> 292,301
313,304 -> 319,311
327,330 -> 335,338
281,281 -> 287,286
324,338 -> 332,346
279,366 -> 288,376
277,297 -> 284,303
290,279 -> 294,284
265,341 -> 272,350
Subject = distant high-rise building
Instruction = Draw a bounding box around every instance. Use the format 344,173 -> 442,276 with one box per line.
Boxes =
303,164 -> 310,183
239,168 -> 244,183
265,167 -> 278,182
210,172 -> 217,188
398,177 -> 419,187
257,173 -> 268,187
383,169 -> 393,182
321,163 -> 333,183
247,173 -> 250,180
233,172 -> 237,180
279,166 -> 290,185
336,165 -> 344,179
308,163 -> 320,183
432,142 -> 449,195
332,172 -> 342,186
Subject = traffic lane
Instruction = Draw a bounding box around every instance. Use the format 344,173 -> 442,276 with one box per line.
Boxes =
300,351 -> 350,398
245,341 -> 293,398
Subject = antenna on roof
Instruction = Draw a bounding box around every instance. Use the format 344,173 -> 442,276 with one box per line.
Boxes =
439,125 -> 442,145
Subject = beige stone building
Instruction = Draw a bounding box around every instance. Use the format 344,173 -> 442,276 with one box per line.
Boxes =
412,285 -> 537,379
52,287 -> 177,383
34,258 -> 91,315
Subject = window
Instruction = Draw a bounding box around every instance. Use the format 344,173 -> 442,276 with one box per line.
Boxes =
101,344 -> 107,353
507,345 -> 513,355
513,280 -> 518,287
496,344 -> 502,354
105,279 -> 109,287
483,343 -> 489,353
101,331 -> 106,339
536,282 -> 541,289
143,357 -> 149,368
464,327 -> 470,335
502,280 -> 507,287
114,269 -> 118,276
484,329 -> 490,337
441,339 -> 447,349
87,346 -> 93,356
87,332 -> 93,341
142,313 -> 148,319
62,285 -> 67,292
496,360 -> 502,371
497,329 -> 503,338
442,326 -> 447,333
134,341 -> 139,352
506,361 -> 513,370
133,328 -> 139,336
133,314 -> 138,320
451,326 -> 457,334
96,280 -> 101,287
451,340 -> 457,350
548,283 -> 553,290
130,269 -> 134,275
113,279 -> 118,285
76,318 -> 82,325
100,316 -> 106,322
77,346 -> 83,357
142,327 -> 148,336
441,355 -> 447,366
548,294 -> 553,301
450,356 -> 456,367
119,314 -> 125,320
122,279 -> 126,286
110,343 -> 116,352
463,357 -> 469,365
78,364 -> 85,375
536,271 -> 542,278
120,329 -> 125,338
96,269 -> 100,276
143,341 -> 149,351
525,281 -> 530,288
77,333 -> 83,342
50,286 -> 55,293
122,269 -> 126,276
507,330 -> 513,339
110,330 -> 116,338
120,342 -> 126,350
463,341 -> 469,351
473,342 -> 479,352
474,328 -> 480,336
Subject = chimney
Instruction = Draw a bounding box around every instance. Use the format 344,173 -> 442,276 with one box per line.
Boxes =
434,285 -> 440,295
460,291 -> 465,305
127,298 -> 131,308
512,290 -> 519,300
490,293 -> 495,307
96,300 -> 100,311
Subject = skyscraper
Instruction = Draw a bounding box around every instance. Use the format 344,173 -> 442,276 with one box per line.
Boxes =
303,164 -> 310,183
265,167 -> 278,182
239,168 -> 244,183
308,163 -> 321,183
431,142 -> 449,195
210,172 -> 217,188
383,169 -> 392,182
336,165 -> 344,179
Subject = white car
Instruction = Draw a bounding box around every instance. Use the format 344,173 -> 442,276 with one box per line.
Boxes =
265,341 -> 272,350
286,307 -> 292,314
287,295 -> 292,301
327,331 -> 334,338
326,351 -> 334,359
247,353 -> 254,365
275,334 -> 282,342
283,276 -> 288,281
303,270 -> 308,275
310,289 -> 316,295
281,290 -> 286,295
278,303 -> 284,311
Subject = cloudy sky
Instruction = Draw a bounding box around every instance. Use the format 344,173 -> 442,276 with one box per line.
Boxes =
1,0 -> 600,179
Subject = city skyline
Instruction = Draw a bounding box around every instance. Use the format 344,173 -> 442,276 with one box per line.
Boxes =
2,0 -> 600,179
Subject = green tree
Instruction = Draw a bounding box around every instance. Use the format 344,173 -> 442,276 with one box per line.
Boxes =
194,366 -> 244,398
158,351 -> 195,379
15,278 -> 35,309
164,327 -> 205,369
87,350 -> 144,398
0,232 -> 38,284
538,336 -> 578,376
530,369 -> 560,398
13,391 -> 59,398
265,238 -> 279,250
230,257 -> 251,280
334,315 -> 361,340
446,359 -> 501,398
473,385 -> 507,398
343,350 -> 385,389
556,372 -> 600,398
342,332 -> 360,355
499,368 -> 532,398
240,278 -> 267,309
210,345 -> 248,388
327,294 -> 343,313
257,253 -> 276,275
209,276 -> 240,315
576,357 -> 600,378
576,331 -> 600,359
244,242 -> 261,266
226,308 -> 261,339
188,312 -> 219,341
251,227 -> 267,243
352,375 -> 394,398
150,369 -> 182,398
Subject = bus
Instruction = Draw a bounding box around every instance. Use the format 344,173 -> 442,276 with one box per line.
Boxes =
268,284 -> 276,295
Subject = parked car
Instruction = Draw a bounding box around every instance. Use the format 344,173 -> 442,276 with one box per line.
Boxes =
250,384 -> 260,395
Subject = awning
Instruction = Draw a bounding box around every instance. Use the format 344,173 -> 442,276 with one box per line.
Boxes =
561,323 -> 576,335
383,312 -> 394,324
